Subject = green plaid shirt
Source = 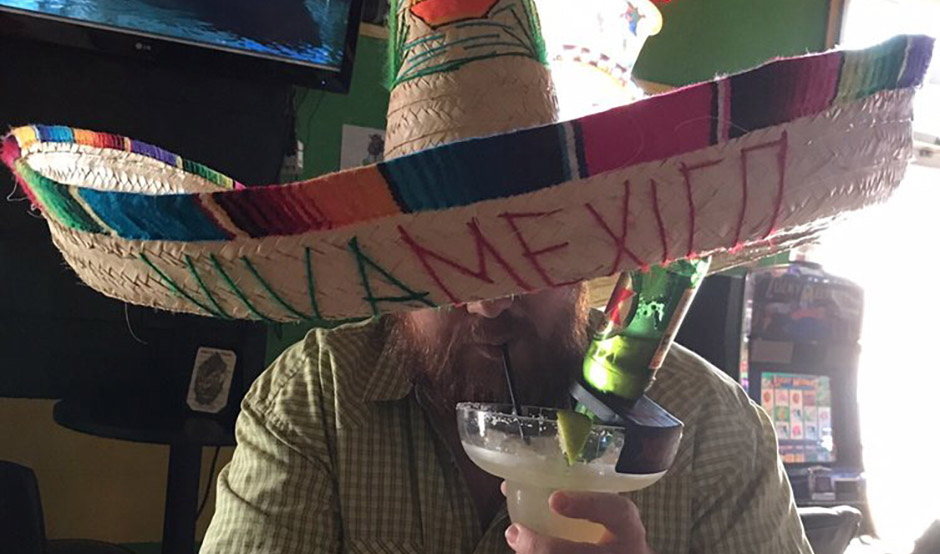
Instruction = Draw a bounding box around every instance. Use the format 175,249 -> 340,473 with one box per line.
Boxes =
201,319 -> 811,554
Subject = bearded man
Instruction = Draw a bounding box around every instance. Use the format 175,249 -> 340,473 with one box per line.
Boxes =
1,0 -> 925,550
201,285 -> 811,553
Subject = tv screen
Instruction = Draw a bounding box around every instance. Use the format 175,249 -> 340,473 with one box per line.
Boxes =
0,0 -> 363,91
759,372 -> 835,464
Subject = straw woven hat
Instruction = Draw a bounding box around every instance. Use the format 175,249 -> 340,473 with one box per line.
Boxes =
1,0 -> 933,325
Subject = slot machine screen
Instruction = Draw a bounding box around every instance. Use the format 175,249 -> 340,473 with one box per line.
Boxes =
759,371 -> 835,464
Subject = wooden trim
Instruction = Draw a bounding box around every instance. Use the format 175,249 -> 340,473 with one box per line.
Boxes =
360,23 -> 389,40
826,0 -> 848,48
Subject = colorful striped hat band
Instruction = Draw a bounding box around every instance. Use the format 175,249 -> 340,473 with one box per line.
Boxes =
1,0 -> 934,325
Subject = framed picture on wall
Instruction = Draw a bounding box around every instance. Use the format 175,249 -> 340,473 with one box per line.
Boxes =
341,124 -> 385,169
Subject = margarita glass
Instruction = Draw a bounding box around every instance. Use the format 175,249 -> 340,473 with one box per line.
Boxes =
457,403 -> 667,543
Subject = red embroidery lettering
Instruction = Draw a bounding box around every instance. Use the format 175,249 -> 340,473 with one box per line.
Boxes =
679,159 -> 722,258
584,180 -> 646,274
398,219 -> 532,303
499,211 -> 578,287
649,179 -> 669,264
740,131 -> 789,245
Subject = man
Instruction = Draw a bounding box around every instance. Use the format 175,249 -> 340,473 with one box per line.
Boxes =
201,284 -> 811,553
0,1 -> 922,551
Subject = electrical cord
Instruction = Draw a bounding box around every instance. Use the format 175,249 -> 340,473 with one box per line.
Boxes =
196,446 -> 222,520
304,90 -> 327,136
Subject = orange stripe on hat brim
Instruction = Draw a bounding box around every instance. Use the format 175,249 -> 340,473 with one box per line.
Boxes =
300,166 -> 402,229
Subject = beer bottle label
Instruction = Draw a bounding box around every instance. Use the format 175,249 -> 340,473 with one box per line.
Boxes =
648,285 -> 698,370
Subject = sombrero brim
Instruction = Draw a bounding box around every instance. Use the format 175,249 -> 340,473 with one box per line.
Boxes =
2,35 -> 933,324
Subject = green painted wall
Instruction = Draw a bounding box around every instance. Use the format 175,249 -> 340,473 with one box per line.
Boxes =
295,34 -> 390,179
635,0 -> 831,87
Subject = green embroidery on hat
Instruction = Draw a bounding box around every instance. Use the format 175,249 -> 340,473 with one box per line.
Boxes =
209,254 -> 277,323
388,0 -> 547,89
304,247 -> 324,320
16,160 -> 104,234
349,237 -> 436,316
185,255 -> 233,319
140,253 -> 226,318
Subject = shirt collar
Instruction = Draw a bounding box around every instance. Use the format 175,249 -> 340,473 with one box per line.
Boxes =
359,319 -> 415,403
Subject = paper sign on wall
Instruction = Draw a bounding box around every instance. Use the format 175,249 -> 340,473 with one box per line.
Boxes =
340,124 -> 385,170
187,347 -> 237,414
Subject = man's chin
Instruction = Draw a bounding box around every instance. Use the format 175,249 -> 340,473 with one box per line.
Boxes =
472,344 -> 505,362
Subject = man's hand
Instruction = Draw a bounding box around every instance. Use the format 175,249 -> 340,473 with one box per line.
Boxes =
503,489 -> 653,554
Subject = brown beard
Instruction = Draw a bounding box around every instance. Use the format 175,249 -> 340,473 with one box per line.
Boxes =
382,286 -> 590,413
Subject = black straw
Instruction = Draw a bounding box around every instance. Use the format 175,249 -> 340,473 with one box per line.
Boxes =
500,344 -> 522,416
500,344 -> 529,444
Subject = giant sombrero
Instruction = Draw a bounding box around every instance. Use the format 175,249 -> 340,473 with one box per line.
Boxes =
1,0 -> 934,325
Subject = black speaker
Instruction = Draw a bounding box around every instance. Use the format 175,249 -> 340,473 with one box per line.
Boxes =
676,273 -> 747,381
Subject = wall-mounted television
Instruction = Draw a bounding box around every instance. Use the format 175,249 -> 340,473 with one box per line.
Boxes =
0,0 -> 364,92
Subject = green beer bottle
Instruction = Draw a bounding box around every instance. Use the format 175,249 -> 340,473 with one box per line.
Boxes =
574,257 -> 711,422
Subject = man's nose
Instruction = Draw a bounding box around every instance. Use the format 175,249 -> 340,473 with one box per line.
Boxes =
465,296 -> 514,318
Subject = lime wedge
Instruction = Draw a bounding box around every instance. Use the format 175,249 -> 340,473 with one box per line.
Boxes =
557,409 -> 592,466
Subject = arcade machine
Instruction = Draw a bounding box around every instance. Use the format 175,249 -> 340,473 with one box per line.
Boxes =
678,260 -> 869,526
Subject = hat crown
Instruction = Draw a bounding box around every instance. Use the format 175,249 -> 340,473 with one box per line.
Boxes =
384,0 -> 558,158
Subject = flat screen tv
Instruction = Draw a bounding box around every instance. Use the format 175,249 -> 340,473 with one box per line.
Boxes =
0,0 -> 363,92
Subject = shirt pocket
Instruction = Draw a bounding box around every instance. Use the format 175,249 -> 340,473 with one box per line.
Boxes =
346,538 -> 424,554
